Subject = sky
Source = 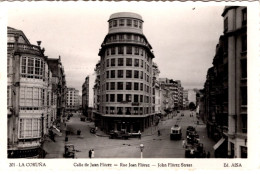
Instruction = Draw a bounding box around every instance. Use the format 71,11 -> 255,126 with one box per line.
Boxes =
7,2 -> 224,106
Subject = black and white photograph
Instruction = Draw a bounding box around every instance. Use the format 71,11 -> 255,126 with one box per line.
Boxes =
1,1 -> 260,171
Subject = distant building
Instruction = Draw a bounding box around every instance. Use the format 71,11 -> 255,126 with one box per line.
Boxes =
187,89 -> 196,105
66,88 -> 80,112
82,76 -> 89,116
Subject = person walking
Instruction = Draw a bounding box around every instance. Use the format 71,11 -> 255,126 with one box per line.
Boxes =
158,130 -> 161,136
88,149 -> 92,158
182,139 -> 186,148
138,130 -> 141,139
91,149 -> 95,158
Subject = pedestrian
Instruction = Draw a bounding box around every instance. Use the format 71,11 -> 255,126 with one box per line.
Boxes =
88,149 -> 92,158
91,149 -> 95,158
158,130 -> 161,136
138,130 -> 141,139
207,151 -> 210,158
182,139 -> 186,148
95,126 -> 98,132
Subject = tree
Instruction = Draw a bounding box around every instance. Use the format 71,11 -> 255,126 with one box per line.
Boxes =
189,102 -> 196,110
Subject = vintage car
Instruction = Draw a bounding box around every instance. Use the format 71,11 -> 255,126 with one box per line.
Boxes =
109,129 -> 130,139
185,143 -> 204,158
170,125 -> 182,140
64,144 -> 75,158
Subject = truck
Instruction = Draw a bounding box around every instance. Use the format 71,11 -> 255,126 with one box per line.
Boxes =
170,125 -> 182,140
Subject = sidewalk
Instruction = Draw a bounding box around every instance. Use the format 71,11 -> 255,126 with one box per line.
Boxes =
42,122 -> 67,158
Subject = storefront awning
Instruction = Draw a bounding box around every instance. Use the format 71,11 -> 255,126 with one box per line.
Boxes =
213,138 -> 225,150
52,126 -> 62,136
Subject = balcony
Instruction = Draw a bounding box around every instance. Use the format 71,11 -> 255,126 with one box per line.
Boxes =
104,39 -> 150,47
8,43 -> 42,56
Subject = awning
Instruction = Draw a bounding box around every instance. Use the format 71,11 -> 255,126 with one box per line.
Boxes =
52,126 -> 62,136
213,138 -> 225,150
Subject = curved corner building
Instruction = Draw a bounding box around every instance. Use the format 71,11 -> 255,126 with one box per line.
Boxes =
96,12 -> 156,133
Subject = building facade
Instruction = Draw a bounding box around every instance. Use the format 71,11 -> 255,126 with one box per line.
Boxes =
7,27 -> 52,158
94,12 -> 156,133
222,6 -> 247,158
66,88 -> 80,112
82,76 -> 89,116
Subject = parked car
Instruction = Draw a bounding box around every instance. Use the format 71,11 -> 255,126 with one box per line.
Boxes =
64,144 -> 75,158
109,129 -> 130,139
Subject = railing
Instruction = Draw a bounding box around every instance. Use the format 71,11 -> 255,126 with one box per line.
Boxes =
8,43 -> 42,54
104,39 -> 149,47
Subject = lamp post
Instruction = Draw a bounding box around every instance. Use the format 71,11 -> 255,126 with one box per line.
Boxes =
140,144 -> 144,158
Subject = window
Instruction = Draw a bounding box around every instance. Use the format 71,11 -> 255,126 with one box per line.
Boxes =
106,59 -> 109,67
111,47 -> 115,55
134,70 -> 139,78
111,58 -> 115,66
112,35 -> 116,41
134,35 -> 138,41
147,65 -> 149,72
134,20 -> 138,27
117,82 -> 123,90
127,46 -> 132,54
127,19 -> 132,26
140,72 -> 143,79
118,46 -> 124,54
126,70 -> 132,78
113,20 -> 117,27
119,19 -> 124,26
125,107 -> 131,115
134,107 -> 138,115
106,82 -> 109,90
147,74 -> 149,82
20,87 -> 42,107
242,35 -> 247,52
134,59 -> 139,67
117,94 -> 123,102
140,49 -> 143,56
135,47 -> 139,55
140,107 -> 143,114
141,60 -> 144,67
106,49 -> 110,56
117,107 -> 123,115
140,95 -> 143,102
110,82 -> 115,90
134,82 -> 139,90
109,107 -> 114,114
19,118 -> 41,138
134,95 -> 138,102
241,87 -> 247,105
140,83 -> 143,91
224,17 -> 228,31
118,70 -> 124,78
242,8 -> 247,26
127,34 -> 131,40
139,21 -> 142,29
118,58 -> 124,66
241,59 -> 247,78
126,58 -> 132,66
110,94 -> 115,102
111,70 -> 115,78
126,82 -> 132,90
119,34 -> 124,40
106,94 -> 109,102
109,21 -> 112,28
106,71 -> 109,78
126,94 -> 132,102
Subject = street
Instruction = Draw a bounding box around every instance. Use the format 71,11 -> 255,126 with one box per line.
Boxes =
43,110 -> 216,158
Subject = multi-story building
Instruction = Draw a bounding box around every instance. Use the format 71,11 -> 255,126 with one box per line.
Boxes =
183,90 -> 189,109
7,27 -> 51,158
47,56 -> 67,123
222,6 -> 247,158
66,88 -> 80,112
94,12 -> 156,133
187,89 -> 197,106
82,76 -> 89,116
203,6 -> 247,158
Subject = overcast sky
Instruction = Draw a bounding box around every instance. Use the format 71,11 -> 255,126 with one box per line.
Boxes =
7,2 -> 224,106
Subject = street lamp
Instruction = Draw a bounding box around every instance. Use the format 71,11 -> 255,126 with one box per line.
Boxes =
140,144 -> 144,158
